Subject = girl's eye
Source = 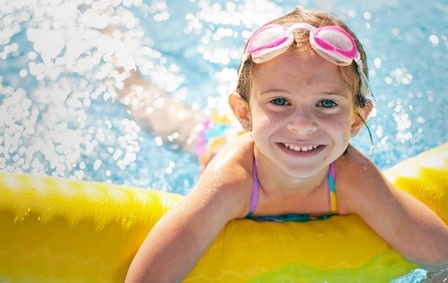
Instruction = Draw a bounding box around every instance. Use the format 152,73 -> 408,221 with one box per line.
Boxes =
271,97 -> 290,106
318,99 -> 337,108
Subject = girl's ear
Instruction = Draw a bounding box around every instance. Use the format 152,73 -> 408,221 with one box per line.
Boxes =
228,92 -> 252,131
351,99 -> 373,136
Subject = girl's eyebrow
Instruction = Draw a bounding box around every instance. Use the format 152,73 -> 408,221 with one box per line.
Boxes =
259,89 -> 350,98
256,81 -> 350,97
320,91 -> 350,97
259,88 -> 290,95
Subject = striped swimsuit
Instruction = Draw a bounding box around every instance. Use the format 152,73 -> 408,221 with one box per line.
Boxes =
245,161 -> 337,222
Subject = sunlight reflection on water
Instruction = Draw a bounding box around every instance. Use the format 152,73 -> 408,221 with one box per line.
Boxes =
1,0 -> 447,191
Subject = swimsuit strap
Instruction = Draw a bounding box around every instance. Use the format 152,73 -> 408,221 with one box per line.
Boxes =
327,162 -> 338,213
247,159 -> 259,217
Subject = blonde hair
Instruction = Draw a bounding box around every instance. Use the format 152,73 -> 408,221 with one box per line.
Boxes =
236,8 -> 369,109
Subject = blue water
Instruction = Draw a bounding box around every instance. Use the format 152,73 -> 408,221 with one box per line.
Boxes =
0,0 -> 447,281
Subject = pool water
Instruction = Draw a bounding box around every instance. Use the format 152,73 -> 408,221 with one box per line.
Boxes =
0,0 -> 447,281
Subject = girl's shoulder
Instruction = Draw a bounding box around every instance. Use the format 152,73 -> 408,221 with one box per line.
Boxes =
195,132 -> 255,219
335,144 -> 380,180
334,145 -> 391,214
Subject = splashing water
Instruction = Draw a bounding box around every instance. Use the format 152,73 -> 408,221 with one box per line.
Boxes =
1,0 -> 447,281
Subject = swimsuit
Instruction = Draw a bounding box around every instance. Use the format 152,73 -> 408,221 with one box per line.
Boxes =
245,160 -> 338,222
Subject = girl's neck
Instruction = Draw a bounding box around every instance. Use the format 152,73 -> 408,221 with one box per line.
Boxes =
253,149 -> 330,195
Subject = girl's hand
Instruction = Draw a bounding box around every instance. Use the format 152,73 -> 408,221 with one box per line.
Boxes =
337,146 -> 448,268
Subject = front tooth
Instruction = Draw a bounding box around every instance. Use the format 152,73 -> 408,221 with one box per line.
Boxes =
284,143 -> 317,151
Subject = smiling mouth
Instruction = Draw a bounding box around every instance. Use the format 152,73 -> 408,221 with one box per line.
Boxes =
282,143 -> 320,152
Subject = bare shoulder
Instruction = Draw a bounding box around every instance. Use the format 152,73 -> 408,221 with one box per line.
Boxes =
334,144 -> 391,215
206,132 -> 254,174
190,132 -> 255,219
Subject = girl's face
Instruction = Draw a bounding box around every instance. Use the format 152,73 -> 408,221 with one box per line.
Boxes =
247,49 -> 363,179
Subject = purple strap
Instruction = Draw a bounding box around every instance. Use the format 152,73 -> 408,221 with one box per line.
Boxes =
328,162 -> 335,180
248,159 -> 259,216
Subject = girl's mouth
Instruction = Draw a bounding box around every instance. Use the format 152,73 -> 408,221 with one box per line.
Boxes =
282,143 -> 319,152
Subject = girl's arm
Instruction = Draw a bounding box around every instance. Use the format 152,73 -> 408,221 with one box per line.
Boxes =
125,134 -> 254,282
339,147 -> 448,269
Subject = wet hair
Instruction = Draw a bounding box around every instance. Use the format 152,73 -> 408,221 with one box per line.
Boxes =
236,8 -> 370,110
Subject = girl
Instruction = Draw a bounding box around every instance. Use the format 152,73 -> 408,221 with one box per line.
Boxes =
125,8 -> 448,282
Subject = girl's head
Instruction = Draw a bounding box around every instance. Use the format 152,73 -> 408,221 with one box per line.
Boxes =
229,8 -> 374,168
236,8 -> 370,111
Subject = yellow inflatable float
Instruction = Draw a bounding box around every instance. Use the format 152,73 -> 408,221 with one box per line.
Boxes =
0,142 -> 447,282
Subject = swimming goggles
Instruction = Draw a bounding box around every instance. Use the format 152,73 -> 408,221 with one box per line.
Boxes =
240,23 -> 370,96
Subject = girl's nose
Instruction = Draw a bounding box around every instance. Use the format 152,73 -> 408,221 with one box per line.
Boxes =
286,108 -> 318,135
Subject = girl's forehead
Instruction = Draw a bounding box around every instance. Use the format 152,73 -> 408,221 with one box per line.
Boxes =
251,50 -> 346,91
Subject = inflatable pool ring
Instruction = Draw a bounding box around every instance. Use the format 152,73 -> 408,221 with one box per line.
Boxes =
0,142 -> 447,282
